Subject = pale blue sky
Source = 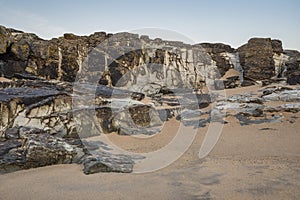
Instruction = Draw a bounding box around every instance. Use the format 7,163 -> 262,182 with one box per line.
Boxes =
0,0 -> 299,50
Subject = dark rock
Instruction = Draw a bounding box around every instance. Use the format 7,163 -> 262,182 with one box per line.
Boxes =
4,127 -> 19,139
157,108 -> 178,121
214,77 -> 241,89
0,127 -> 83,173
235,114 -> 282,126
226,95 -> 263,104
284,50 -> 300,85
0,25 -> 11,54
1,25 -> 299,89
271,39 -> 283,54
83,153 -> 134,174
95,107 -> 116,134
118,126 -> 161,135
238,38 -> 277,81
114,104 -> 163,135
0,86 -> 64,103
63,33 -> 80,40
128,105 -> 152,127
199,43 -> 235,77
262,90 -> 300,102
22,133 -> 78,168
264,103 -> 300,113
0,139 -> 22,157
260,85 -> 293,95
214,80 -> 225,90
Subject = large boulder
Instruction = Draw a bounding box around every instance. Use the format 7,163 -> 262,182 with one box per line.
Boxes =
284,50 -> 300,85
238,38 -> 282,80
0,127 -> 84,173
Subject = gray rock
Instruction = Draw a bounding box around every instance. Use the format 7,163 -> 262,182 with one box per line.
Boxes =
262,90 -> 300,102
0,139 -> 22,157
0,127 -> 82,173
226,94 -> 263,104
216,101 -> 264,117
210,109 -> 227,123
83,152 -> 134,174
4,127 -> 20,139
118,126 -> 161,136
235,114 -> 282,126
114,104 -> 164,135
264,103 -> 300,113
176,109 -> 204,120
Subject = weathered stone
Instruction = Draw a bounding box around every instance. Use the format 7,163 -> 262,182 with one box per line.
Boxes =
226,95 -> 263,104
0,25 -> 299,88
264,103 -> 300,113
271,39 -> 283,54
210,109 -> 227,123
262,90 -> 300,102
1,25 -> 300,176
238,38 -> 277,80
176,109 -> 204,120
22,132 -> 78,168
0,80 -> 148,137
284,50 -> 300,85
0,25 -> 11,54
235,114 -> 282,126
216,100 -> 264,117
0,127 -> 83,173
83,152 -> 134,174
216,95 -> 265,117
199,43 -> 235,77
0,139 -> 22,157
114,104 -> 163,135
4,127 -> 19,139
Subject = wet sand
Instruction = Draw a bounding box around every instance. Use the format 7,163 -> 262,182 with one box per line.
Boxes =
0,86 -> 299,200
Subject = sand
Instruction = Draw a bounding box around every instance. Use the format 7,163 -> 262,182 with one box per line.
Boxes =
0,86 -> 299,200
0,77 -> 12,82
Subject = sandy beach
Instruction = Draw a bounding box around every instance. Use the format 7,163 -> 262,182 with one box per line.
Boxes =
1,86 -> 299,200
1,1 -> 300,199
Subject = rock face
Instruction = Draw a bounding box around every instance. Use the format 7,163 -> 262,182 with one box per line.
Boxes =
1,25 -> 299,92
83,153 -> 134,174
0,126 -> 83,173
284,50 -> 300,85
0,25 -> 300,175
0,79 -> 148,137
0,125 -> 136,174
238,38 -> 279,80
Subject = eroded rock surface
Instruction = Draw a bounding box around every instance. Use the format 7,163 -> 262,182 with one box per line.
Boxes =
0,26 -> 300,175
1,25 -> 299,93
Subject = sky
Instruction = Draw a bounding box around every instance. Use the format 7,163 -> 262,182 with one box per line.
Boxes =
0,0 -> 299,50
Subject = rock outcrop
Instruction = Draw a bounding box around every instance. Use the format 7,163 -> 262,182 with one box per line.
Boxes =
0,25 -> 300,175
1,25 -> 299,93
238,38 -> 280,80
284,50 -> 300,85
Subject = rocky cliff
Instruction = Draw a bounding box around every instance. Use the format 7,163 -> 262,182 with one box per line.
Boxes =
1,25 -> 299,92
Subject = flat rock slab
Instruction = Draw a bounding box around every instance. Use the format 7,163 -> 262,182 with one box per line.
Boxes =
0,87 -> 65,103
262,90 -> 300,102
83,152 -> 134,174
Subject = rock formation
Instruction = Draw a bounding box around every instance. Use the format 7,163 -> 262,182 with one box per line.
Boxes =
0,25 -> 299,174
1,25 -> 299,91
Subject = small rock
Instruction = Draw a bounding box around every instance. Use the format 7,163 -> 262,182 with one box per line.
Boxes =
4,127 -> 20,139
83,152 -> 134,174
